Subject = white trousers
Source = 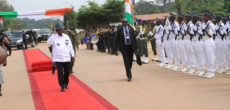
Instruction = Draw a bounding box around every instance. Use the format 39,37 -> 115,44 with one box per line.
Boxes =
178,40 -> 187,66
184,39 -> 195,68
156,39 -> 165,62
193,40 -> 205,70
203,38 -> 216,72
215,38 -> 226,68
0,66 -> 4,84
164,40 -> 173,64
225,39 -> 230,66
172,40 -> 180,66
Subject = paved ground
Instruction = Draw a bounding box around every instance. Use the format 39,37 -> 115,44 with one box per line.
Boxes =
1,42 -> 230,110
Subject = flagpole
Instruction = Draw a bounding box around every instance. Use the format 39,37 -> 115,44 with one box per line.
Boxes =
131,0 -> 136,23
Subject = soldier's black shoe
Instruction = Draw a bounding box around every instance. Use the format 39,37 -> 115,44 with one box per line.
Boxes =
0,93 -> 2,96
127,77 -> 132,82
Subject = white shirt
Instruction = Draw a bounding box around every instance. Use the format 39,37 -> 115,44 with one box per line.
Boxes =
193,21 -> 202,41
177,21 -> 186,40
154,25 -> 164,40
163,26 -> 169,41
202,20 -> 215,40
215,21 -> 226,40
47,33 -> 75,62
169,21 -> 179,39
184,21 -> 194,40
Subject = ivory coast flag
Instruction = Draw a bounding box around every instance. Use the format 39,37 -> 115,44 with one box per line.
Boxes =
0,16 -> 3,27
124,0 -> 133,25
0,8 -> 71,19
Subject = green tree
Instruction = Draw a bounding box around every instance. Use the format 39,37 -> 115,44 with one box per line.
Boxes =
135,0 -> 160,15
76,0 -> 124,28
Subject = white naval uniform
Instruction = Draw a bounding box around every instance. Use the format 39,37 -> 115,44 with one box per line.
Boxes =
155,25 -> 165,63
177,22 -> 187,68
225,21 -> 230,69
193,21 -> 205,72
47,33 -> 75,62
163,25 -> 170,65
214,21 -> 226,72
168,21 -> 180,67
184,21 -> 196,69
202,20 -> 216,75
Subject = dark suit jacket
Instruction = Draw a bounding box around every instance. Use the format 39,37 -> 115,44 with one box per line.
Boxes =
116,25 -> 137,52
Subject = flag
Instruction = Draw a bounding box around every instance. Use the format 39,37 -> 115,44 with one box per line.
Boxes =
124,0 -> 133,25
0,8 -> 71,19
0,16 -> 3,27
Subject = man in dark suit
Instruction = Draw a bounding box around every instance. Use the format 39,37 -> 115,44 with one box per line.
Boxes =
117,19 -> 141,82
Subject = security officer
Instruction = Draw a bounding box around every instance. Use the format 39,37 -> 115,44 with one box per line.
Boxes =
22,31 -> 27,49
64,27 -> 77,73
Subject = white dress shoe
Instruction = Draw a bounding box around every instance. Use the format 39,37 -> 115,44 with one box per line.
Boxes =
187,68 -> 195,74
204,72 -> 215,78
165,64 -> 172,69
217,67 -> 224,73
181,67 -> 188,72
158,63 -> 165,67
195,70 -> 200,75
172,66 -> 179,71
197,71 -> 205,77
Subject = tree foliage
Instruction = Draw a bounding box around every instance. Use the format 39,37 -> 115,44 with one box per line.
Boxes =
76,0 -> 124,28
135,0 -> 160,15
135,0 -> 229,15
173,0 -> 226,14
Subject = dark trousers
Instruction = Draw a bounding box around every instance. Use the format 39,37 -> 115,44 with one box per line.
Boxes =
23,41 -> 27,49
121,46 -> 133,79
56,62 -> 70,87
151,39 -> 157,55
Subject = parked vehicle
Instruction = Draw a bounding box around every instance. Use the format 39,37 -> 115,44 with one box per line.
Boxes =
38,28 -> 51,42
10,31 -> 36,49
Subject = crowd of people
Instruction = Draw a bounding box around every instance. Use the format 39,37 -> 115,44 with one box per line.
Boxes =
134,11 -> 230,79
83,10 -> 230,80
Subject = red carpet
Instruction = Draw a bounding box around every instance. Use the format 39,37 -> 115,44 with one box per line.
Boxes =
23,49 -> 118,110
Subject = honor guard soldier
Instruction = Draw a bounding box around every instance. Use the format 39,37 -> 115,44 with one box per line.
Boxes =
154,19 -> 165,67
202,10 -> 216,78
166,13 -> 179,70
177,13 -> 188,72
214,14 -> 226,73
183,12 -> 196,74
223,14 -> 230,74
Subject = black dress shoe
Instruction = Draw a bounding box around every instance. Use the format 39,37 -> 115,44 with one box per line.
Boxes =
61,85 -> 64,92
127,77 -> 132,82
65,85 -> 69,89
70,70 -> 74,74
0,93 -> 2,96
